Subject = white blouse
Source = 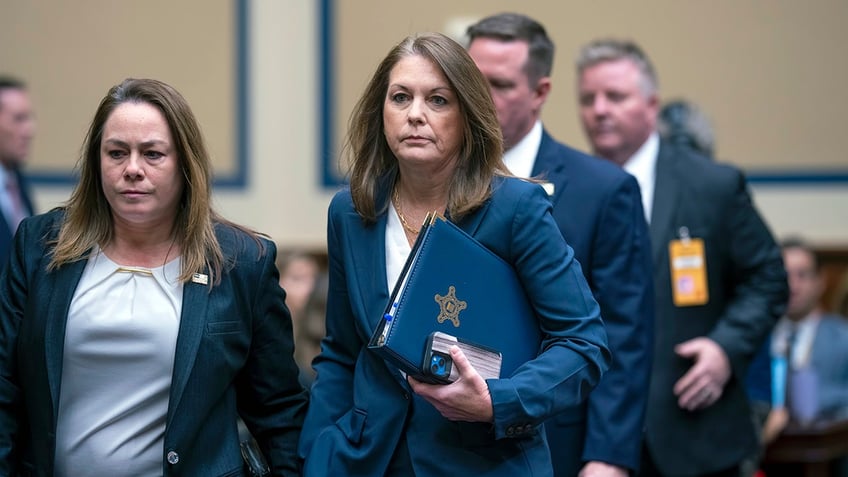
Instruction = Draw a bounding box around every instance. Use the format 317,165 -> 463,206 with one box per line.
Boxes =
55,249 -> 183,476
385,202 -> 412,293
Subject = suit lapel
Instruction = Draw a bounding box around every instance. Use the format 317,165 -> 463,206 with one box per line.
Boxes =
45,258 -> 88,418
167,277 -> 210,421
531,130 -> 568,206
650,142 -> 680,266
345,205 -> 417,386
347,210 -> 390,336
455,177 -> 505,239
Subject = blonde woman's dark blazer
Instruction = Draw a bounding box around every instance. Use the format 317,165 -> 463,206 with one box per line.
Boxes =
0,210 -> 309,476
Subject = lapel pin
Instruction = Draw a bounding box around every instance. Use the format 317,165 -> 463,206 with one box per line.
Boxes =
191,273 -> 209,285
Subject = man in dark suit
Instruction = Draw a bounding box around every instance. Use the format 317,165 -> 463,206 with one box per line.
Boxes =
576,38 -> 789,476
467,14 -> 654,476
0,76 -> 36,265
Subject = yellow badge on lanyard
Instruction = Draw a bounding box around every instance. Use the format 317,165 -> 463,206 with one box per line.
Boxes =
669,226 -> 708,306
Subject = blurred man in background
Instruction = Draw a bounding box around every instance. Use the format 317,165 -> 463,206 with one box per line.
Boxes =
467,14 -> 654,476
0,76 -> 36,264
575,39 -> 788,476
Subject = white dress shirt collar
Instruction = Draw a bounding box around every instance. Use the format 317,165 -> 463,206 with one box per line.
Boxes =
386,203 -> 412,292
502,121 -> 543,179
622,132 -> 659,224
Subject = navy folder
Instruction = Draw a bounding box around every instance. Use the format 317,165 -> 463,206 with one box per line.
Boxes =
367,213 -> 541,382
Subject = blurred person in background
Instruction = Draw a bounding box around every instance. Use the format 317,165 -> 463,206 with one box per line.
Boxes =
771,239 -> 848,424
762,238 -> 848,477
658,99 -> 715,159
660,96 -> 774,477
277,249 -> 321,324
0,76 -> 36,265
295,271 -> 328,387
576,38 -> 788,476
467,13 -> 653,477
277,249 -> 325,386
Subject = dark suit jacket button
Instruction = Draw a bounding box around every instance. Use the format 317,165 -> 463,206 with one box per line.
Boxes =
167,450 -> 179,465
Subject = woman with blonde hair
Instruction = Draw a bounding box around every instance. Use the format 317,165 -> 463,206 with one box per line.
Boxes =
0,78 -> 307,475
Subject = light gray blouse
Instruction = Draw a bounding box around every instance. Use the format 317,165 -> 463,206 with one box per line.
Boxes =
55,250 -> 183,476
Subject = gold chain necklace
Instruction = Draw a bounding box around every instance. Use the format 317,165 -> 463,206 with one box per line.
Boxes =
393,187 -> 420,235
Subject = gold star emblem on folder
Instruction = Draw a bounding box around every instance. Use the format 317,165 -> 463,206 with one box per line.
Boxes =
434,285 -> 466,327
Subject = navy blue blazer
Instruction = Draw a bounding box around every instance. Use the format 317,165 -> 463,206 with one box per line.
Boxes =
299,176 -> 610,477
645,142 -> 787,475
0,210 -> 309,476
532,130 -> 654,475
0,166 -> 35,268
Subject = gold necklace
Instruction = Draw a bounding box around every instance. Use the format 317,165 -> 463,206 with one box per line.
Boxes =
393,187 -> 420,235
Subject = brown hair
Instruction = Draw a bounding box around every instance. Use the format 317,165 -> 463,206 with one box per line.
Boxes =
49,78 -> 260,285
466,12 -> 555,85
0,75 -> 27,112
345,32 -> 508,223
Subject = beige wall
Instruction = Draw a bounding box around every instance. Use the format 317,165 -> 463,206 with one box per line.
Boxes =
1,0 -> 236,176
7,1 -> 848,250
336,0 -> 848,172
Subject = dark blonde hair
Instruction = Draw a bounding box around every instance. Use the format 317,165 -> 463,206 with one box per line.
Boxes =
49,78 -> 259,285
346,32 -> 508,223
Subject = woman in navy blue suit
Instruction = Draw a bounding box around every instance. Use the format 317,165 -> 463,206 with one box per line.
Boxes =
298,33 -> 610,476
0,78 -> 308,475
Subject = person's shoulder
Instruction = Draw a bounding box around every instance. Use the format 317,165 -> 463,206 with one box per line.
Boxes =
20,207 -> 65,237
568,152 -> 636,191
328,186 -> 353,210
552,136 -> 626,173
665,141 -> 745,184
491,175 -> 546,200
487,177 -> 552,222
325,186 -> 359,226
820,314 -> 848,334
815,315 -> 848,352
27,207 -> 64,224
214,222 -> 272,260
661,143 -> 751,205
542,133 -> 635,188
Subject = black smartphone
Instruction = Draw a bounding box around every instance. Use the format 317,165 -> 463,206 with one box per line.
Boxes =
422,331 -> 502,384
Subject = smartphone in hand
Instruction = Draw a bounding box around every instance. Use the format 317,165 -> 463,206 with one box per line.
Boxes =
422,331 -> 502,384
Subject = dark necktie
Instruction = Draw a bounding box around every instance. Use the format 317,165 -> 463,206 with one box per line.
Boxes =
4,173 -> 27,232
785,325 -> 818,424
784,326 -> 798,411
